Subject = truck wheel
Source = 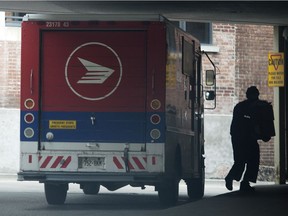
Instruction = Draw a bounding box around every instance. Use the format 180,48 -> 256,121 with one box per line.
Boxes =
187,177 -> 204,199
158,179 -> 179,206
187,154 -> 205,199
44,183 -> 68,205
82,183 -> 100,195
187,165 -> 205,199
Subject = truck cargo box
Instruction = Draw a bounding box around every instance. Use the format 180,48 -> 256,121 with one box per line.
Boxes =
18,14 -> 215,206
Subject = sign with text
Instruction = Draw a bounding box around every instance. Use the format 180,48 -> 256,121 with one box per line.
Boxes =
49,120 -> 76,129
268,52 -> 284,87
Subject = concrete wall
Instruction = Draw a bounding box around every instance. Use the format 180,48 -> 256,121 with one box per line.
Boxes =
0,12 -> 21,174
204,114 -> 233,179
0,109 -> 19,173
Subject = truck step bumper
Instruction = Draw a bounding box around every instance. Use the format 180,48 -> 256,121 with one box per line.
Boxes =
17,171 -> 163,184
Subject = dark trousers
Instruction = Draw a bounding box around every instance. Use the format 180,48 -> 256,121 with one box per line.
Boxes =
226,137 -> 260,183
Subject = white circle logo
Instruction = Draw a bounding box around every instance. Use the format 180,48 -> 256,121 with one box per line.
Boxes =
65,42 -> 122,100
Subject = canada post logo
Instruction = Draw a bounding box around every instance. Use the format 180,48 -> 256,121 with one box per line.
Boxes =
65,42 -> 122,100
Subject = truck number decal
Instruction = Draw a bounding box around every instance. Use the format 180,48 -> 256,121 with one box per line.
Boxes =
45,21 -> 69,28
46,21 -> 61,28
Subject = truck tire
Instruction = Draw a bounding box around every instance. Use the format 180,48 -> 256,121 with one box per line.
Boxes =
158,179 -> 179,206
158,147 -> 181,206
82,183 -> 100,195
187,177 -> 204,199
187,150 -> 205,199
44,183 -> 68,205
186,166 -> 205,199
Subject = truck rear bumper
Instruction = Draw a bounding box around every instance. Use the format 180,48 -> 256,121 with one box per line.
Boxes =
17,171 -> 164,184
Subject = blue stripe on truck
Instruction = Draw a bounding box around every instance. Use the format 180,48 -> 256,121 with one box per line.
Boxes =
21,111 -> 165,143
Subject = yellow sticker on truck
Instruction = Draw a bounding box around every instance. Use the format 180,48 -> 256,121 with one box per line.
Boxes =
49,120 -> 76,129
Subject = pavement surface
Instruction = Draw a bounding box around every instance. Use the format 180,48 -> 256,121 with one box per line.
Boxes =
153,182 -> 288,216
0,174 -> 287,216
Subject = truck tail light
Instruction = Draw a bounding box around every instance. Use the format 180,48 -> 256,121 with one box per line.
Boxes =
150,114 -> 160,125
24,113 -> 34,124
150,99 -> 161,110
24,127 -> 34,138
24,98 -> 35,109
150,99 -> 162,141
150,129 -> 161,140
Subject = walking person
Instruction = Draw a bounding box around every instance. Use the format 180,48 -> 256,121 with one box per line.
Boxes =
225,86 -> 275,192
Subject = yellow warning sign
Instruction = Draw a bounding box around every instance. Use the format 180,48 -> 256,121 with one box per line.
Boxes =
268,52 -> 284,87
49,120 -> 76,129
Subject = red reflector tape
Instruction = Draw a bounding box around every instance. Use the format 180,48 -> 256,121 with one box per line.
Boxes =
152,156 -> 156,165
39,155 -> 71,169
28,155 -> 32,163
113,156 -> 149,170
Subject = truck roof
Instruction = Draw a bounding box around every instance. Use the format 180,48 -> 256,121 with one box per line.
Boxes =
23,14 -> 165,22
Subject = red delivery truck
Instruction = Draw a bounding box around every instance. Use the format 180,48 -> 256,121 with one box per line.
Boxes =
18,14 -> 216,206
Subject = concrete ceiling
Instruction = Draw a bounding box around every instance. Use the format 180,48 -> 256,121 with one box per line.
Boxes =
0,1 -> 288,25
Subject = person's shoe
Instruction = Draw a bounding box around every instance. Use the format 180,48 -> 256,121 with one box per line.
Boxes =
225,177 -> 233,191
240,181 -> 255,192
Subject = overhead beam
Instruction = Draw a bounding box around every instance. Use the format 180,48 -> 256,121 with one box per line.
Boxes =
0,1 -> 288,25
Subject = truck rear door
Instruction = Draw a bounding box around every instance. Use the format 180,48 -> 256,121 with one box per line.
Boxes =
40,30 -> 147,151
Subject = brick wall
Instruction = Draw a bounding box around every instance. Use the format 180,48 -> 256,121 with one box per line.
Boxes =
203,23 -> 274,113
236,24 -> 275,168
204,23 -> 274,179
0,40 -> 21,108
235,24 -> 274,102
203,23 -> 237,114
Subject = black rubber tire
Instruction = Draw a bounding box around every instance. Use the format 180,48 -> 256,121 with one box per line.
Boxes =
82,183 -> 100,195
187,165 -> 205,199
158,179 -> 179,206
44,183 -> 68,205
187,178 -> 204,199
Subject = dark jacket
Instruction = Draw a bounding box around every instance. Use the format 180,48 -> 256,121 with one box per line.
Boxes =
230,99 -> 275,142
230,99 -> 256,141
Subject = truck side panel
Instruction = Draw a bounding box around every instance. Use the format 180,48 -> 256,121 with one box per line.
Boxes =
165,22 -> 204,179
